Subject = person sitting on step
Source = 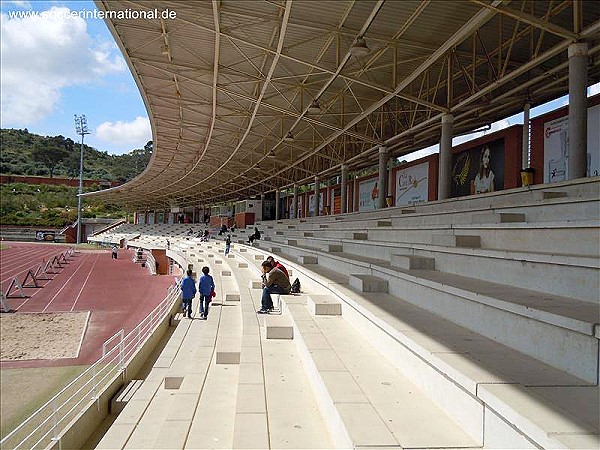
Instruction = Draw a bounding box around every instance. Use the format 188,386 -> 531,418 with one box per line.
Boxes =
257,260 -> 290,314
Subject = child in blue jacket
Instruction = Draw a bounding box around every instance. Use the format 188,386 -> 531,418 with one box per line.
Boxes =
198,266 -> 215,319
180,269 -> 196,318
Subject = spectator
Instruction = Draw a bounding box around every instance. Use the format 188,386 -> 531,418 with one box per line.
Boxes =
111,245 -> 118,259
166,239 -> 170,249
218,224 -> 228,236
248,227 -> 261,244
187,227 -> 194,236
257,260 -> 291,314
266,255 -> 288,278
225,235 -> 231,255
180,269 -> 196,318
198,266 -> 215,319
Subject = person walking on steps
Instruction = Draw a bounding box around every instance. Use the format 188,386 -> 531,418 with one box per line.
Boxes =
198,266 -> 215,320
225,234 -> 231,255
111,245 -> 118,259
180,269 -> 196,318
257,260 -> 291,314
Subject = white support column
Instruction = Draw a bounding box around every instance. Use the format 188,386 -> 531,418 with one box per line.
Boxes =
378,146 -> 388,209
341,164 -> 348,214
438,114 -> 454,200
292,184 -> 298,219
314,176 -> 320,217
568,42 -> 588,179
275,189 -> 280,220
522,102 -> 531,169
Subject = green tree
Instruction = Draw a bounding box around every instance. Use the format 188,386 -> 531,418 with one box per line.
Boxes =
31,142 -> 68,178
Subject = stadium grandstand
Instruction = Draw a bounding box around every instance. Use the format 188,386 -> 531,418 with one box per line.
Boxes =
2,1 -> 599,449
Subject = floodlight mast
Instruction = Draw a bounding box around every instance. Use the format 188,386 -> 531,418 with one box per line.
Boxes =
74,115 -> 90,245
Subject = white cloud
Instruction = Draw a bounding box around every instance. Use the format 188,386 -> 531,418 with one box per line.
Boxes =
9,1 -> 31,9
0,6 -> 126,125
95,116 -> 152,148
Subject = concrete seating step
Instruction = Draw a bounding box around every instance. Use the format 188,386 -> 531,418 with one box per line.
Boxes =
536,190 -> 567,200
349,274 -> 388,293
391,254 -> 435,270
298,255 -> 318,264
286,303 -> 480,448
110,379 -> 144,414
431,234 -> 481,248
307,295 -> 342,316
471,212 -> 526,223
265,316 -> 294,339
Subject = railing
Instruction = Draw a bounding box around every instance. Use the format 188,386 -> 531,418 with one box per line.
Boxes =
145,251 -> 157,275
0,280 -> 181,449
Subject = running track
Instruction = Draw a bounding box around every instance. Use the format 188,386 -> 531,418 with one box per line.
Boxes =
0,242 -> 174,369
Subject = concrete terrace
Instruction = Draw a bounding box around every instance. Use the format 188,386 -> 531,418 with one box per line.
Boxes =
83,177 -> 599,449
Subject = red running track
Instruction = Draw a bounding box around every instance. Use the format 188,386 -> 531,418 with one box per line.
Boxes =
0,243 -> 174,369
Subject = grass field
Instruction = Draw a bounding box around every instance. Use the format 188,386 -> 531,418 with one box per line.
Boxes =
0,365 -> 89,440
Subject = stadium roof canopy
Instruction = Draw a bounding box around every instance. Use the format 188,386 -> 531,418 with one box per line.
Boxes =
90,0 -> 600,209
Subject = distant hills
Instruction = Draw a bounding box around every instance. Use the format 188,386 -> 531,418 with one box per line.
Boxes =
0,128 -> 152,183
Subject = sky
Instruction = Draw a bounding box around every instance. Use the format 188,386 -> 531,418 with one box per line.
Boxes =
1,0 -> 151,154
1,1 -> 598,157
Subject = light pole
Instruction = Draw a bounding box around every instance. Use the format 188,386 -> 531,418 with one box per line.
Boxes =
74,115 -> 89,244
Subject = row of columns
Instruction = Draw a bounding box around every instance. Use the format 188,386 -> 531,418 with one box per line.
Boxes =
278,43 -> 590,207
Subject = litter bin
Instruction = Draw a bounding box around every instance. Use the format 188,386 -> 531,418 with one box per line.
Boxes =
520,167 -> 534,187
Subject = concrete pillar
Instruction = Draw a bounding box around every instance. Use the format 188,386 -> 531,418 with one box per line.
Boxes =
353,175 -> 359,212
568,42 -> 588,179
292,184 -> 298,219
378,146 -> 388,209
341,164 -> 348,214
275,189 -> 280,220
438,114 -> 454,200
522,102 -> 530,169
314,176 -> 320,217
388,158 -> 394,197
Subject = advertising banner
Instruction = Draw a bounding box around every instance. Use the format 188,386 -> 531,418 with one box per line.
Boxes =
543,104 -> 600,182
451,138 -> 505,197
395,162 -> 429,206
358,177 -> 379,211
308,192 -> 324,216
35,230 -> 55,241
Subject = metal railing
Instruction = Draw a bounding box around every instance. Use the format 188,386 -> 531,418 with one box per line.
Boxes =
0,280 -> 181,450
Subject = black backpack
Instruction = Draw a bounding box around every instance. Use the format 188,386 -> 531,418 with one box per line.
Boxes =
290,278 -> 301,293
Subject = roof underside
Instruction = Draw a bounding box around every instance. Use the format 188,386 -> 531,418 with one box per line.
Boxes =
91,0 -> 600,209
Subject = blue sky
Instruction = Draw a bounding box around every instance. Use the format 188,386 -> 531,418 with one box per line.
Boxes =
1,1 -> 598,157
1,0 -> 151,154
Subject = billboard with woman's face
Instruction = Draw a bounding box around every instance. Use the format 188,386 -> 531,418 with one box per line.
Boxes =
451,138 -> 505,197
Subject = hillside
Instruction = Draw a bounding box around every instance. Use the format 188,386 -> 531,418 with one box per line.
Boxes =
0,128 -> 152,182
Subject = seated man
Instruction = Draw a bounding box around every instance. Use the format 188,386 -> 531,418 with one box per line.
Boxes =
248,227 -> 261,244
266,255 -> 289,279
257,260 -> 291,313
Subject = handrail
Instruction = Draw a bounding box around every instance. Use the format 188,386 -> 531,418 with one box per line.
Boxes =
0,281 -> 181,449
